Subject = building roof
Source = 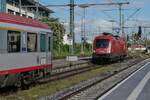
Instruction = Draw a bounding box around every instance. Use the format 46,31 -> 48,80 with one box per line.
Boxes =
0,13 -> 49,29
27,0 -> 54,13
130,44 -> 145,49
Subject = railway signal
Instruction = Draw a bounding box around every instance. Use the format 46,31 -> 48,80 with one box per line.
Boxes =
138,26 -> 142,38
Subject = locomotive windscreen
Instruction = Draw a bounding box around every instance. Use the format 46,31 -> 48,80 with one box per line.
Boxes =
96,39 -> 109,48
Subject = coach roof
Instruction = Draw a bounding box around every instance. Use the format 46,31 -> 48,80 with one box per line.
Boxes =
0,13 -> 50,29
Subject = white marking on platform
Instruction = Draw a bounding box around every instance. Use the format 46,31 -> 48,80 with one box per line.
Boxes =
127,71 -> 150,100
98,62 -> 150,100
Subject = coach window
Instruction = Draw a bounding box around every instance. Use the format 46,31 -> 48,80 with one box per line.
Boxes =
27,33 -> 37,52
7,31 -> 21,53
40,34 -> 46,52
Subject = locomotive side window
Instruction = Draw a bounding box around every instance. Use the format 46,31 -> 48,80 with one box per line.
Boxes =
96,39 -> 109,48
7,31 -> 21,53
40,34 -> 46,52
27,33 -> 37,52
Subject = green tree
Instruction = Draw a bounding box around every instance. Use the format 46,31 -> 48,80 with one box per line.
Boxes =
41,17 -> 66,57
41,17 -> 92,58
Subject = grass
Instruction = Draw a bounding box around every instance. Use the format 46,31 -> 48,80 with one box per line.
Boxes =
53,47 -> 92,59
3,65 -> 114,100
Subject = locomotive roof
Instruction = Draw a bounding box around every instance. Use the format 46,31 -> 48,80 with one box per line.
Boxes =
94,32 -> 125,40
95,35 -> 114,39
95,35 -> 124,41
0,13 -> 51,32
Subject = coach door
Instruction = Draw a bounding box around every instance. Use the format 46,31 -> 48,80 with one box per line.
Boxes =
39,33 -> 46,65
39,32 -> 51,65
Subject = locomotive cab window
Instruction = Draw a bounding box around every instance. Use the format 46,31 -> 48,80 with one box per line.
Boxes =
27,33 -> 37,52
96,39 -> 109,48
7,31 -> 21,53
40,34 -> 46,52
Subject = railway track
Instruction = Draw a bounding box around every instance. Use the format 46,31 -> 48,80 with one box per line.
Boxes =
39,58 -> 126,83
0,57 -> 122,96
39,62 -> 96,83
0,57 -> 147,99
39,58 -> 148,100
0,60 -> 93,95
52,61 -> 90,74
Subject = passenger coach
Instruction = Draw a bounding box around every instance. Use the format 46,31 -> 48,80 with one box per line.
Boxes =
0,13 -> 52,88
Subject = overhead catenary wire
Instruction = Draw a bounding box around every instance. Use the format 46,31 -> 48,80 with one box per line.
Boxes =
43,1 -> 130,55
124,8 -> 141,24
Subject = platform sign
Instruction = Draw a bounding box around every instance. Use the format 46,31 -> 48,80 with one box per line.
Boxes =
66,56 -> 78,62
67,36 -> 73,45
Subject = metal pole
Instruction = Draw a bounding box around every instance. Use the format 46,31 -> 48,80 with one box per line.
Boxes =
83,7 -> 86,54
59,31 -> 61,54
109,20 -> 114,34
112,21 -> 114,33
25,7 -> 27,16
145,28 -> 147,48
119,4 -> 122,35
79,5 -> 89,54
83,7 -> 86,43
81,15 -> 84,54
36,0 -> 39,19
19,0 -> 22,14
70,0 -> 75,55
122,14 -> 125,37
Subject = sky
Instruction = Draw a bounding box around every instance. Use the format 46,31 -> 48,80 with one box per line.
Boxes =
39,0 -> 150,42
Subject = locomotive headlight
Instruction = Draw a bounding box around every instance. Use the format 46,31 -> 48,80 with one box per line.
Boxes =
107,43 -> 111,53
107,48 -> 111,53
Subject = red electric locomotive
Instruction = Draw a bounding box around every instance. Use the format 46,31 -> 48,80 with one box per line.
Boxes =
92,32 -> 127,63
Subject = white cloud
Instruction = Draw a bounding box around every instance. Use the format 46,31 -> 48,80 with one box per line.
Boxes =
93,19 -> 112,28
74,18 -> 117,42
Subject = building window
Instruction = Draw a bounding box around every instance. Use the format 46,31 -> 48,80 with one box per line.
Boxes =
8,31 -> 21,53
16,12 -> 20,16
28,16 -> 32,19
8,9 -> 14,15
7,0 -> 18,7
27,33 -> 37,52
22,14 -> 26,17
